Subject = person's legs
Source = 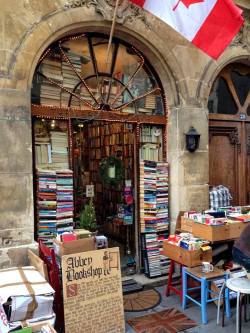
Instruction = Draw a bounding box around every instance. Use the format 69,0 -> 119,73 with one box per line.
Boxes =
232,247 -> 250,271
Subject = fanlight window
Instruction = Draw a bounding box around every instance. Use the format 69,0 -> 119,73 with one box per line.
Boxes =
208,64 -> 250,116
31,33 -> 164,116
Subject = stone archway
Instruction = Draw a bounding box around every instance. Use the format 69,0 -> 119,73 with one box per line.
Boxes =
0,1 -> 183,267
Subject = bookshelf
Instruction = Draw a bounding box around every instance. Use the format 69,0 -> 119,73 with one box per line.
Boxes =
73,121 -> 134,227
139,160 -> 170,278
140,125 -> 163,161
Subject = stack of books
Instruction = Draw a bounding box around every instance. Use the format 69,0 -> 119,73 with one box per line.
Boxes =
37,169 -> 57,246
139,160 -> 156,232
156,162 -> 169,231
145,94 -> 156,109
61,51 -> 82,108
35,137 -> 52,167
138,94 -> 155,114
140,160 -> 169,277
50,131 -> 69,169
158,233 -> 170,275
56,169 -> 74,235
37,169 -> 74,246
40,59 -> 62,106
142,233 -> 161,277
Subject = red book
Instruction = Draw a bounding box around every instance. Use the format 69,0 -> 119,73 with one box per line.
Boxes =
61,233 -> 77,242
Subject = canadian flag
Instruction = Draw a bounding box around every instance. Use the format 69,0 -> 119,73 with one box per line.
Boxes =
130,0 -> 244,59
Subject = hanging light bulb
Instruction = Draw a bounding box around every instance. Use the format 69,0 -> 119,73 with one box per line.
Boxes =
51,120 -> 56,129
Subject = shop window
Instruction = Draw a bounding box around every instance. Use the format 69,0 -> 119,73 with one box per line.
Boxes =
231,71 -> 250,107
208,77 -> 238,114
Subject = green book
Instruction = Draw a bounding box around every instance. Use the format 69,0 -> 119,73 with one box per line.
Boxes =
13,328 -> 32,333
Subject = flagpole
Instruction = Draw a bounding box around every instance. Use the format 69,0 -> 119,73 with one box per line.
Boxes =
105,0 -> 120,72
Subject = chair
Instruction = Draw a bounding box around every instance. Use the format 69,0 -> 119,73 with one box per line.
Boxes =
39,240 -> 64,331
217,269 -> 250,333
182,266 -> 230,324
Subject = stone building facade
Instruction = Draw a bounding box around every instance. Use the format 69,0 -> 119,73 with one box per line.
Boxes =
0,0 -> 249,267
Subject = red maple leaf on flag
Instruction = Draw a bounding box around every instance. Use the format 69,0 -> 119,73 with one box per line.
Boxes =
173,0 -> 205,11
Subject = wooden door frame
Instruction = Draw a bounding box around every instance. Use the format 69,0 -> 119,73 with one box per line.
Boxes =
209,118 -> 249,205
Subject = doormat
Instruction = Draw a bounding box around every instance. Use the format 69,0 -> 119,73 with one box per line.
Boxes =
123,288 -> 161,312
122,278 -> 143,295
127,308 -> 197,333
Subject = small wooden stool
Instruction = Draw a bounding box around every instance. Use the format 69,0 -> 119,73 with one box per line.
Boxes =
182,266 -> 230,324
165,259 -> 183,300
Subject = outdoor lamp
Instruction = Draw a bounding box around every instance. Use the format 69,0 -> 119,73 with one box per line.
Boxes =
185,127 -> 200,153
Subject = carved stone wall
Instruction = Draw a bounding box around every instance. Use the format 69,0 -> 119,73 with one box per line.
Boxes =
0,0 -> 249,266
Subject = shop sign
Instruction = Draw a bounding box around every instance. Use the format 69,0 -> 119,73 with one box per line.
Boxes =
62,248 -> 125,333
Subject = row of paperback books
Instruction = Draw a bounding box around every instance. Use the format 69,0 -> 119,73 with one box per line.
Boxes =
37,169 -> 74,246
140,160 -> 169,277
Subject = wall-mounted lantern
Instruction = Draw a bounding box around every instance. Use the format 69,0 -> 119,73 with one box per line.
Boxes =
185,127 -> 200,153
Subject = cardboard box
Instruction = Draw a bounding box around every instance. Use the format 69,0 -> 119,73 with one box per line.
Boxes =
181,217 -> 194,233
13,323 -> 56,333
0,267 -> 54,322
10,313 -> 56,332
53,237 -> 95,256
29,323 -> 56,333
163,241 -> 212,267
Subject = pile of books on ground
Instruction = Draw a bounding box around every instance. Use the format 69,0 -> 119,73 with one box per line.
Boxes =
140,160 -> 170,277
141,233 -> 161,277
140,160 -> 169,232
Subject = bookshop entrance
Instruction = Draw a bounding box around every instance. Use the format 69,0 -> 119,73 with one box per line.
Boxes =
73,119 -> 136,272
31,31 -> 169,275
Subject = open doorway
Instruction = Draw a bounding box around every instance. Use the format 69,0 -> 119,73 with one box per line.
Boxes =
73,120 -> 136,273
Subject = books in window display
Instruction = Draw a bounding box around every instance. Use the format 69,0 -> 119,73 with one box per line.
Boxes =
40,61 -> 63,106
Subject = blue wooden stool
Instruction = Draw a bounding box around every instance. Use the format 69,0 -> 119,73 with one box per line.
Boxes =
182,266 -> 231,324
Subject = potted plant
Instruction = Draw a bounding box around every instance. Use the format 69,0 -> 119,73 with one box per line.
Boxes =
79,198 -> 97,233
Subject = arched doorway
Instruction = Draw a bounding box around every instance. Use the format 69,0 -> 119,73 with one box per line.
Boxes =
208,62 -> 250,206
31,32 -> 169,275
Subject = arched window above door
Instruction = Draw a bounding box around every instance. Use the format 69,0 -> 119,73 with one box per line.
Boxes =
31,33 -> 165,116
208,63 -> 250,117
